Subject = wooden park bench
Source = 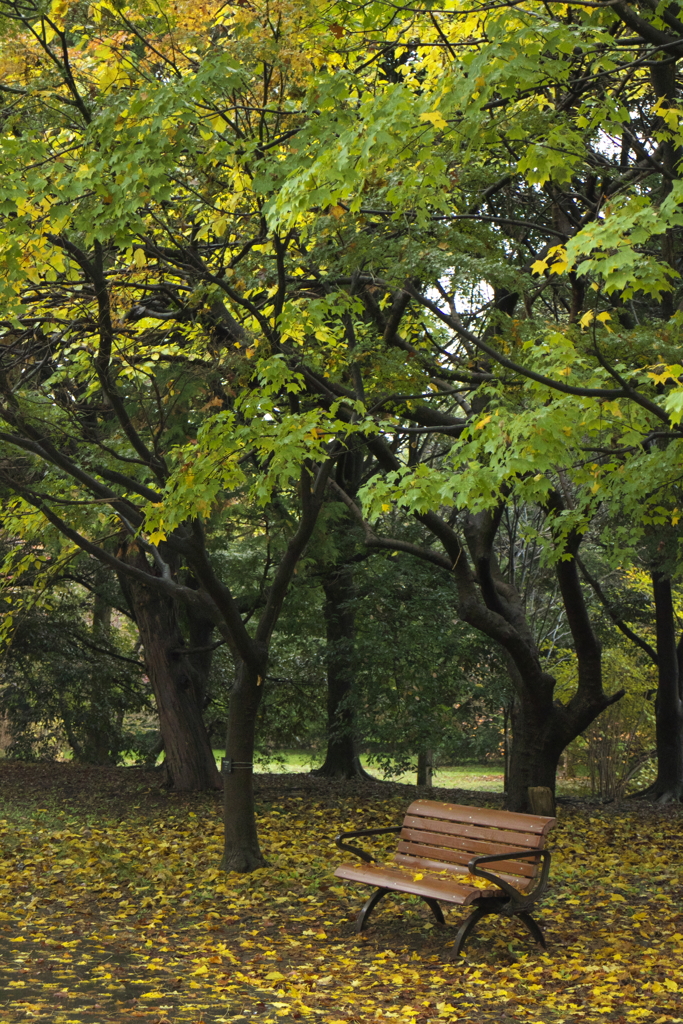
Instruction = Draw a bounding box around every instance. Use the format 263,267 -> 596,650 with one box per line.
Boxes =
334,799 -> 556,956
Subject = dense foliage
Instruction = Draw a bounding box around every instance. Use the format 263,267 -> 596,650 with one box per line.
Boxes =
0,0 -> 681,860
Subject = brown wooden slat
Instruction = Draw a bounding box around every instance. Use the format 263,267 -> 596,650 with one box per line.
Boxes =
406,800 -> 556,835
397,838 -> 536,878
399,827 -> 536,873
393,853 -> 531,889
402,814 -> 543,849
334,862 -> 498,906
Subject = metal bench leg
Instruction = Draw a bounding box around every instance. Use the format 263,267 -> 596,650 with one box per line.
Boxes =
421,897 -> 445,926
452,904 -> 490,956
355,887 -> 390,932
515,911 -> 547,949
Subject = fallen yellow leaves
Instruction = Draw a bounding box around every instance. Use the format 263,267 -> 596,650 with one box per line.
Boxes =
0,764 -> 683,1023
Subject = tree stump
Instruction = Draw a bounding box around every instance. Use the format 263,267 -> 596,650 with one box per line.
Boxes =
527,786 -> 555,816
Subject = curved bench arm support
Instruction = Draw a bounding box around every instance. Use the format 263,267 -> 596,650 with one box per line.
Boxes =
335,826 -> 402,864
468,849 -> 551,909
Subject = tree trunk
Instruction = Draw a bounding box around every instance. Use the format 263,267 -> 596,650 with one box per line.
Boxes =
417,749 -> 433,787
646,573 -> 683,801
506,697 -> 563,814
183,598 -> 218,712
124,546 -> 221,792
220,658 -> 266,872
312,565 -> 372,779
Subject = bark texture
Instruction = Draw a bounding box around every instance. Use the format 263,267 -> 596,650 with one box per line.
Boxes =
220,658 -> 267,872
123,544 -> 221,792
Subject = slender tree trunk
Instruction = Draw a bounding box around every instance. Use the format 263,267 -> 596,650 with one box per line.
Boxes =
69,570 -> 117,765
417,749 -> 433,787
503,701 -> 512,795
312,565 -> 371,779
646,573 -> 683,801
220,657 -> 266,872
184,599 -> 218,712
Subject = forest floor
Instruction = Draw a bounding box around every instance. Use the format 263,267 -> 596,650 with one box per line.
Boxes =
0,763 -> 681,1024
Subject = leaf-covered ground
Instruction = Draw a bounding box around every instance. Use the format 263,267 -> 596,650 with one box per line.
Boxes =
0,764 -> 682,1024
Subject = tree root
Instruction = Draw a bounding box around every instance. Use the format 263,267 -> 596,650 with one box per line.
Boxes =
219,848 -> 267,873
311,758 -> 376,781
628,780 -> 683,803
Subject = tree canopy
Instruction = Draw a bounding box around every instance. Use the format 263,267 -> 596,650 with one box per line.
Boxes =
0,0 -> 682,861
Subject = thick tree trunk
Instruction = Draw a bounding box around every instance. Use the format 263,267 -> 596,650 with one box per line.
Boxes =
312,566 -> 372,779
123,545 -> 221,792
506,697 -> 563,813
221,658 -> 266,872
645,574 -> 683,802
502,646 -> 620,812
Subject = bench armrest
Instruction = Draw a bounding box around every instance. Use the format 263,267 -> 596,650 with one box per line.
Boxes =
468,849 -> 551,907
335,826 -> 402,864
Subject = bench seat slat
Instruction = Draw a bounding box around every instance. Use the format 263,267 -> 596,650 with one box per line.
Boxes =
392,852 -> 531,888
407,800 -> 555,836
402,814 -> 544,849
398,830 -> 537,875
334,862 -> 499,906
396,840 -> 536,879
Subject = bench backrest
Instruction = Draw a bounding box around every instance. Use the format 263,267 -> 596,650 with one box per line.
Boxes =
394,799 -> 556,888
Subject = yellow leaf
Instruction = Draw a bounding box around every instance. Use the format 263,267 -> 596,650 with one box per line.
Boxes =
579,310 -> 594,329
133,248 -> 147,268
475,415 -> 492,430
546,244 -> 568,275
549,256 -> 568,275
530,258 -> 548,275
148,530 -> 167,546
329,205 -> 345,219
647,363 -> 682,384
420,111 -> 448,131
266,971 -> 285,981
